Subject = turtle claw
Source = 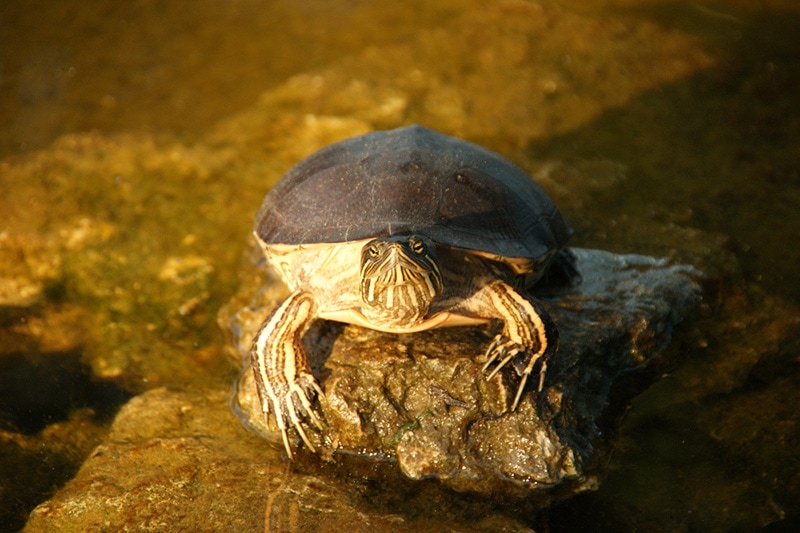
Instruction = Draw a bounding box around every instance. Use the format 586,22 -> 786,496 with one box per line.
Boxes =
482,336 -> 523,378
482,334 -> 548,410
261,372 -> 325,459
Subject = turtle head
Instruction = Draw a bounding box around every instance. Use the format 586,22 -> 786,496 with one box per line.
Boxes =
359,235 -> 443,328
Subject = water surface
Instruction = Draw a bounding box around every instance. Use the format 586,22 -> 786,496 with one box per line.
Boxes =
1,0 -> 798,531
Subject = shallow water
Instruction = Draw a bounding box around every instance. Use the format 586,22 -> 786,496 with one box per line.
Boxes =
1,0 -> 799,531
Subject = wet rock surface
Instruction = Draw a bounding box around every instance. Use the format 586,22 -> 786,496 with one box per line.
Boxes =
227,248 -> 701,497
23,387 -> 534,532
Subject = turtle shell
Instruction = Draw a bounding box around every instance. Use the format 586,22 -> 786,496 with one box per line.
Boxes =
255,125 -> 571,260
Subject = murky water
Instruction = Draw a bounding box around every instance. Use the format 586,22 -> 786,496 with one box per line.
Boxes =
2,0 -> 798,531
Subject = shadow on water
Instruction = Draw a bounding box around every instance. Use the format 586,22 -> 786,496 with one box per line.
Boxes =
522,4 -> 800,531
528,3 -> 800,306
0,351 -> 131,434
0,349 -> 132,532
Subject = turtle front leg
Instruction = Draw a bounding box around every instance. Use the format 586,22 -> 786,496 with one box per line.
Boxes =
475,280 -> 558,410
251,290 -> 324,458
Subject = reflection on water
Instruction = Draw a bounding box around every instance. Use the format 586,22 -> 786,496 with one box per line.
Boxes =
1,0 -> 799,531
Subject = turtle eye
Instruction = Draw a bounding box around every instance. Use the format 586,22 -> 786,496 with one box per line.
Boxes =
368,244 -> 380,258
409,238 -> 425,255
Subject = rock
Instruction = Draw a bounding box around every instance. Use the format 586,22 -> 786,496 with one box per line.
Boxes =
225,247 -> 701,497
24,387 -> 533,532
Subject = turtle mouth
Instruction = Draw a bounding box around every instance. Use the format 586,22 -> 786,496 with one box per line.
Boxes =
360,236 -> 443,327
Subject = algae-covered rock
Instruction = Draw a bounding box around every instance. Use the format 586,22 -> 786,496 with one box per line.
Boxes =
226,247 -> 701,497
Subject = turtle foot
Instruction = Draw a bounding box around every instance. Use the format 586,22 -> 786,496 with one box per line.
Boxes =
262,372 -> 325,459
482,335 -> 549,410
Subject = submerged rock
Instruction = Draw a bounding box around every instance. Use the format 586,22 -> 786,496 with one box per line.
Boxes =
24,387 -> 534,532
226,247 -> 701,497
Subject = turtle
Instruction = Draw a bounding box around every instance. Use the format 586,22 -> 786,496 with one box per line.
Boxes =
251,124 -> 574,457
